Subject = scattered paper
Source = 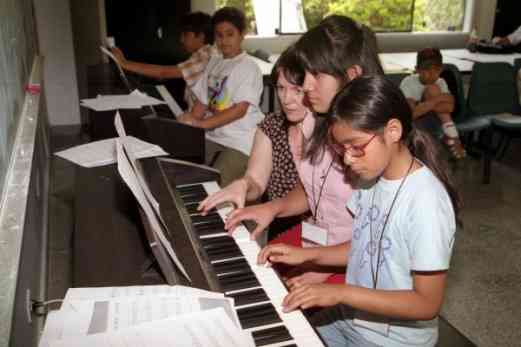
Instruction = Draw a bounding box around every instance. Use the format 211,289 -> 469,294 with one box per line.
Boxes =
54,136 -> 168,168
81,90 -> 166,111
155,85 -> 184,116
114,111 -> 126,137
116,140 -> 190,281
63,285 -> 224,302
40,307 -> 253,347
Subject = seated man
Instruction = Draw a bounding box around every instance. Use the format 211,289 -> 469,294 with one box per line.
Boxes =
400,47 -> 466,159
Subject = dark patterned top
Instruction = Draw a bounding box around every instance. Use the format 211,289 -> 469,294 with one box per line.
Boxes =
258,112 -> 299,201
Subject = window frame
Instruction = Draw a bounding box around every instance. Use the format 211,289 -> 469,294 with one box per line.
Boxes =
193,0 -> 476,53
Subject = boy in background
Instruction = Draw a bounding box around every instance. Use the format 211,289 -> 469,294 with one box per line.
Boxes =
400,47 -> 466,159
111,11 -> 216,108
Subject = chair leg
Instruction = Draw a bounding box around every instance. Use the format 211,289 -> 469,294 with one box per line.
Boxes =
497,135 -> 511,160
481,128 -> 493,184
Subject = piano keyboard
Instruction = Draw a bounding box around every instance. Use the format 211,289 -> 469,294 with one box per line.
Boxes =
176,182 -> 325,347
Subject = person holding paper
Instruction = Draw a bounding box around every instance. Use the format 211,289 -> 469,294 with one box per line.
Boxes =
111,11 -> 216,108
178,7 -> 264,186
492,25 -> 521,46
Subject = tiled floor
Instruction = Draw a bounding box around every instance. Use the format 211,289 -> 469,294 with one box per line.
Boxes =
47,126 -> 521,346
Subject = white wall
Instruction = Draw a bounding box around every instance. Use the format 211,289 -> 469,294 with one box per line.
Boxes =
33,0 -> 81,126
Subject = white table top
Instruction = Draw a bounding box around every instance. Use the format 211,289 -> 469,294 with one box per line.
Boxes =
252,48 -> 521,77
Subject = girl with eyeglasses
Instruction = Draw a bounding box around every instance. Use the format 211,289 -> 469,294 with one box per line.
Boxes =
258,75 -> 460,347
223,15 -> 384,287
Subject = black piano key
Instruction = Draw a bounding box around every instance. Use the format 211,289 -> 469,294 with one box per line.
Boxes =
226,288 -> 269,307
177,184 -> 207,193
251,326 -> 293,346
194,227 -> 226,238
219,272 -> 260,292
207,248 -> 245,262
184,202 -> 201,214
212,258 -> 250,275
181,193 -> 207,204
193,219 -> 225,230
191,213 -> 223,225
237,303 -> 282,329
200,236 -> 237,248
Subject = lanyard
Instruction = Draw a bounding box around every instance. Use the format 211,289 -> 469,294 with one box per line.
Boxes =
311,158 -> 335,223
369,157 -> 415,289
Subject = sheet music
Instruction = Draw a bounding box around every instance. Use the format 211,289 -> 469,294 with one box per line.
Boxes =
121,137 -> 169,229
155,85 -> 184,116
116,140 -> 191,281
44,296 -> 237,339
42,308 -> 253,347
63,285 -> 224,302
54,136 -> 168,168
80,90 -> 166,111
100,45 -> 131,88
114,111 -> 126,137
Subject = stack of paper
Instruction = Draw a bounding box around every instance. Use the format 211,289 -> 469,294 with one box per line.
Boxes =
81,90 -> 166,111
54,135 -> 168,168
39,285 -> 254,347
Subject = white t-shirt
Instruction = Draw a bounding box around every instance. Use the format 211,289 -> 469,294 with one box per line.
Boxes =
400,74 -> 450,102
507,25 -> 521,46
345,165 -> 456,347
191,51 -> 264,155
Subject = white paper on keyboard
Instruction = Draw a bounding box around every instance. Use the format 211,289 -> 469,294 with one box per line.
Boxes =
63,285 -> 224,303
52,297 -> 237,337
155,85 -> 184,116
54,136 -> 168,168
114,111 -> 126,137
80,90 -> 165,111
43,308 -> 254,347
116,140 -> 191,281
122,138 -> 169,229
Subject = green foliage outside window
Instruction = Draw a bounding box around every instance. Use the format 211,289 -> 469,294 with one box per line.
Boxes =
216,0 -> 465,35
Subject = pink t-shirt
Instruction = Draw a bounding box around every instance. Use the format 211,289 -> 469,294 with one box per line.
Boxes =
294,114 -> 354,246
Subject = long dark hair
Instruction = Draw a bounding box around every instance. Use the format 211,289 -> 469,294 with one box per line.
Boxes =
329,75 -> 461,223
295,15 -> 384,162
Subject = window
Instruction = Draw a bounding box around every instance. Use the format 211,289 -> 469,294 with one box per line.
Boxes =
216,0 -> 467,36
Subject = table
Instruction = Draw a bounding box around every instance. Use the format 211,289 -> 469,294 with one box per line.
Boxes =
253,49 -> 521,77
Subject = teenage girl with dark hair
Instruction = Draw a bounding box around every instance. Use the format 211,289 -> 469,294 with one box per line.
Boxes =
224,15 -> 384,286
258,75 -> 460,347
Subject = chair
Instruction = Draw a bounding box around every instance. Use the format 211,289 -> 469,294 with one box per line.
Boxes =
465,62 -> 521,182
385,72 -> 409,87
441,63 -> 493,183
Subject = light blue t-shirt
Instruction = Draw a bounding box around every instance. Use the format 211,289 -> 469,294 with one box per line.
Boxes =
345,165 -> 456,347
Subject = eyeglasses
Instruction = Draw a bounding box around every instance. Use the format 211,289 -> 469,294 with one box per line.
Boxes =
328,133 -> 377,158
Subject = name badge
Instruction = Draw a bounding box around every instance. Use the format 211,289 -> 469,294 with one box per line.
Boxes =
301,221 -> 328,247
353,311 -> 390,337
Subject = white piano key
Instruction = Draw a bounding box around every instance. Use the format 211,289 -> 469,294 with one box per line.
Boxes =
198,181 -> 325,347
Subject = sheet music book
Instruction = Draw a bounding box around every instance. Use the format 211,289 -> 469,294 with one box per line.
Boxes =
116,139 -> 191,281
39,285 -> 252,347
63,285 -> 224,302
54,135 -> 168,168
41,308 -> 253,347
